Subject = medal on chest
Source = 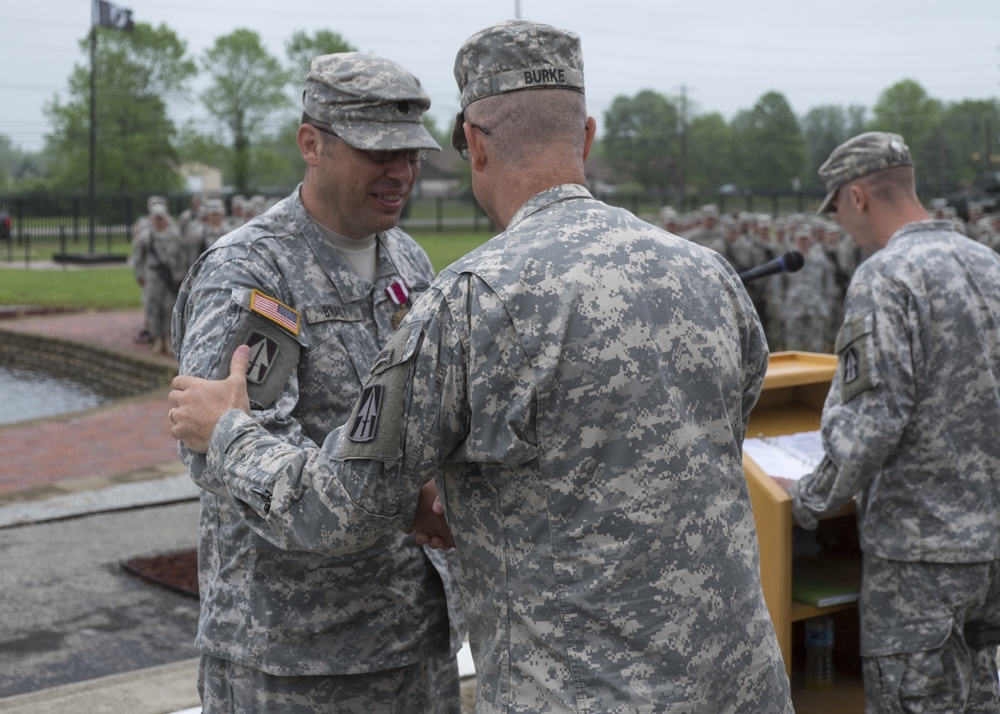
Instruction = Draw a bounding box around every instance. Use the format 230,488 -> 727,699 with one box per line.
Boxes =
386,279 -> 410,329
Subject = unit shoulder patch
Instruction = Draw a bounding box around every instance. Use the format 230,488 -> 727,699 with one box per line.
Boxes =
339,322 -> 422,461
835,311 -> 879,403
219,311 -> 301,410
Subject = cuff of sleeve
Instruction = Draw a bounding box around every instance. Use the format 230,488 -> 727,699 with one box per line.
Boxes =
788,480 -> 819,531
208,409 -> 274,516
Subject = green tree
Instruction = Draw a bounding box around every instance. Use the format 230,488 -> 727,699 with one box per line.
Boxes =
868,80 -> 942,183
684,112 -> 734,197
0,135 -> 50,190
934,99 -> 1000,192
44,23 -> 196,192
731,91 -> 805,192
285,30 -> 356,85
175,121 -> 230,173
602,90 -> 681,193
244,117 -> 306,193
0,135 -> 16,188
422,115 -> 451,152
200,29 -> 292,194
801,104 -> 867,190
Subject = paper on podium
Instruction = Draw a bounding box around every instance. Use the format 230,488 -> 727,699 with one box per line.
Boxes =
743,430 -> 824,481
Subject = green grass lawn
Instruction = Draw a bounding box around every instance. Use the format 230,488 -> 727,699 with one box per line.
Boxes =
0,232 -> 495,309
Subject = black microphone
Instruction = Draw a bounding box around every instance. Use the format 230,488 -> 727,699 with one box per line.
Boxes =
738,250 -> 804,283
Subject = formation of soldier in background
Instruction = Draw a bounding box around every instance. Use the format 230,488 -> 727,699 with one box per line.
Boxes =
659,200 -> 1000,354
130,193 -> 277,354
130,188 -> 999,358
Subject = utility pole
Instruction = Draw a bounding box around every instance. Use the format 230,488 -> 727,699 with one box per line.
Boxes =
88,27 -> 97,254
677,85 -> 691,206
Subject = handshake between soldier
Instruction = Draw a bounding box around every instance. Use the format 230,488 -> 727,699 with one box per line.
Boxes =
167,345 -> 456,550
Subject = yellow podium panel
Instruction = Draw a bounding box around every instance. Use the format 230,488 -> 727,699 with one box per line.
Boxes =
743,352 -> 864,710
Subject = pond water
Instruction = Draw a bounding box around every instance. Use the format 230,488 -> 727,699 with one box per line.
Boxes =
0,364 -> 114,425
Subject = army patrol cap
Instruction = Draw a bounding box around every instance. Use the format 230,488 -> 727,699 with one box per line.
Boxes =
303,53 -> 440,153
205,198 -> 226,214
450,20 -> 585,155
817,132 -> 912,214
659,206 -> 678,222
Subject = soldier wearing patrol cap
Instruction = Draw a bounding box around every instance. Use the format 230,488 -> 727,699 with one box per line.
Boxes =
184,197 -> 228,263
134,200 -> 187,355
171,53 -> 463,714
682,203 -> 727,248
169,20 -> 793,713
781,225 -> 835,353
786,131 -> 1000,711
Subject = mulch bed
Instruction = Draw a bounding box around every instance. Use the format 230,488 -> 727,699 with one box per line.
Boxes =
122,548 -> 199,598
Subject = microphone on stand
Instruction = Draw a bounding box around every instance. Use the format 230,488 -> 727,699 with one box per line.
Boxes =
738,251 -> 804,284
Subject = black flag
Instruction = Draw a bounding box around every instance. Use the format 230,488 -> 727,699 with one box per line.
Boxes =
93,0 -> 134,31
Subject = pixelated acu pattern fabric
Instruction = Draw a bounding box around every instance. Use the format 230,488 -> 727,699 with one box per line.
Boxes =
859,556 -> 1000,709
817,132 -> 912,213
172,186 -> 461,677
198,652 -> 461,714
450,20 -> 584,154
214,184 -> 793,712
790,221 -> 1000,562
304,53 -> 440,152
453,20 -> 585,110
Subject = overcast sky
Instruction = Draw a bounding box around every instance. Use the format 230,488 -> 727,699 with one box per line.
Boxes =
3,0 -> 999,153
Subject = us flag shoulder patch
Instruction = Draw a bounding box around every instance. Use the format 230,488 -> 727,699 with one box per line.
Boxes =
349,385 -> 384,442
249,290 -> 300,335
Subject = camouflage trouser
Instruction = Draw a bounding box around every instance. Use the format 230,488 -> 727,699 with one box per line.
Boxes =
197,652 -> 461,714
142,275 -> 177,340
860,555 -> 1000,713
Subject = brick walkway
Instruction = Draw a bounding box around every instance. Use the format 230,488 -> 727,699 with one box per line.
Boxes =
0,309 -> 183,498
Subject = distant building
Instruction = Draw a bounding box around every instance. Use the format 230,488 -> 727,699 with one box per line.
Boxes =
418,151 -> 465,198
180,162 -> 224,194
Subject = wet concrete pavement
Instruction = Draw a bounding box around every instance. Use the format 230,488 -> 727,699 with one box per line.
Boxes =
0,305 -> 476,712
0,306 -> 203,711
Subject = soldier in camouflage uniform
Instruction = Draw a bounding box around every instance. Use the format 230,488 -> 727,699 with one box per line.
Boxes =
788,132 -> 1000,712
710,216 -> 768,327
226,194 -> 247,231
967,202 -> 1000,252
184,197 -> 228,264
682,203 -> 727,248
169,21 -> 792,713
134,202 -> 187,355
178,193 -> 203,238
781,226 -> 836,353
170,54 -> 463,714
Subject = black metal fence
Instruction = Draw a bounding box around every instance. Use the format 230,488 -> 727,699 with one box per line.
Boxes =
0,191 -> 503,263
0,189 -> 826,264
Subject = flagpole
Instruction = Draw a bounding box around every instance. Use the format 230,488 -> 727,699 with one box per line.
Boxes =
88,24 -> 97,254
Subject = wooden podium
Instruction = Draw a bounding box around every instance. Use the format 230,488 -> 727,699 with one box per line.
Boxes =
743,352 -> 864,711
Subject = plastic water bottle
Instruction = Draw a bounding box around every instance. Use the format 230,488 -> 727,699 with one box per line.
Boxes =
804,614 -> 835,689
